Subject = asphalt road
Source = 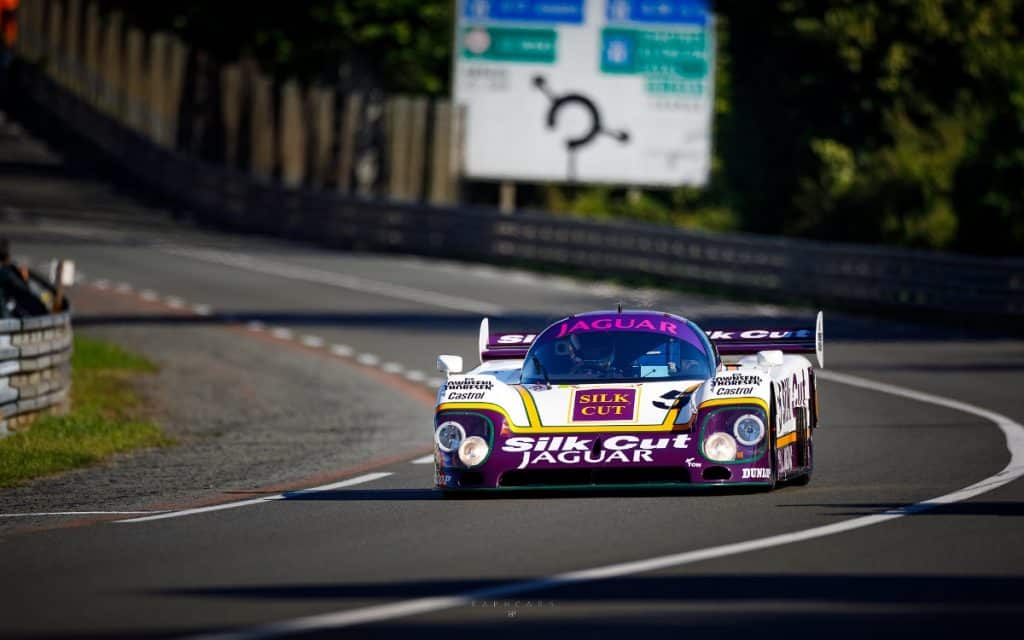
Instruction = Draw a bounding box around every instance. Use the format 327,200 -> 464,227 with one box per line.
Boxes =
1,113 -> 1023,639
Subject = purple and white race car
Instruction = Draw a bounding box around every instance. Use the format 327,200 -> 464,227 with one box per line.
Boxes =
433,309 -> 823,491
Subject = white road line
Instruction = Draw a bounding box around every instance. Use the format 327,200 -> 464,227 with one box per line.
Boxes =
411,455 -> 435,465
425,377 -> 444,388
270,328 -> 294,340
356,353 -> 380,366
330,344 -> 353,357
162,247 -> 505,315
300,335 -> 325,348
117,472 -> 392,524
0,511 -> 167,518
93,279 -> 110,289
164,296 -> 185,309
140,290 -> 158,301
187,371 -> 1024,640
246,321 -> 265,332
404,370 -> 426,382
114,282 -> 133,293
193,304 -> 213,316
381,362 -> 404,374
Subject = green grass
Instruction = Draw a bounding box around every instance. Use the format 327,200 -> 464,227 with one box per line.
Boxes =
0,335 -> 172,488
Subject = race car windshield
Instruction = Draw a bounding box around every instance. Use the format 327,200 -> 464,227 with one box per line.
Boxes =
521,330 -> 713,384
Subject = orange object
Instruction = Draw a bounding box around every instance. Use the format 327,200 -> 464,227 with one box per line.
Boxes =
0,0 -> 16,48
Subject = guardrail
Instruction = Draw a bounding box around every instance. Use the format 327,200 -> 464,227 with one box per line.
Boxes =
0,312 -> 73,435
7,61 -> 1024,323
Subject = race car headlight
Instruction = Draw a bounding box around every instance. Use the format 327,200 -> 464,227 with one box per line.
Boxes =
435,421 -> 465,453
457,436 -> 489,467
704,432 -> 738,462
733,414 -> 766,446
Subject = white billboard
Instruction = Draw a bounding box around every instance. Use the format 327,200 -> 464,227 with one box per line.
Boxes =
453,0 -> 715,187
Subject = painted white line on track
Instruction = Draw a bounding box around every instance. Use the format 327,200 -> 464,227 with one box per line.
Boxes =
425,377 -> 444,388
140,290 -> 158,301
114,282 -> 133,293
117,472 -> 392,524
300,335 -> 325,348
330,344 -> 353,357
186,371 -> 1024,640
356,353 -> 380,366
93,279 -> 110,290
162,247 -> 505,315
0,511 -> 168,518
193,304 -> 213,316
270,328 -> 294,340
404,370 -> 426,382
381,362 -> 404,374
411,455 -> 435,465
246,321 -> 265,332
165,296 -> 185,309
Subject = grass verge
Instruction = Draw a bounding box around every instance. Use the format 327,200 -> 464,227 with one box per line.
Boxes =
0,335 -> 172,488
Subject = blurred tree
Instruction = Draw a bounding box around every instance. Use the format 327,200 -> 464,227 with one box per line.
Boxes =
716,0 -> 1023,254
88,0 -> 1023,255
95,0 -> 452,93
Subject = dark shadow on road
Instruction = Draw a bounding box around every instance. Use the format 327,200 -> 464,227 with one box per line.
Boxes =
155,573 -> 1024,604
779,501 -> 1024,517
281,485 -> 773,502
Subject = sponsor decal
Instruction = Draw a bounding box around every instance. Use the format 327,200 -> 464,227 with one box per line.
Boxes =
555,317 -> 682,338
706,329 -> 814,341
685,457 -> 701,468
445,378 -> 494,392
494,334 -> 536,345
502,434 -> 692,469
571,388 -> 636,421
741,467 -> 771,480
653,389 -> 688,410
446,391 -> 486,401
776,371 -> 808,431
709,373 -> 763,397
776,445 -> 794,475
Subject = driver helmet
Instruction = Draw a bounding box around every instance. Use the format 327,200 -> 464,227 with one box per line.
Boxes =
568,333 -> 615,366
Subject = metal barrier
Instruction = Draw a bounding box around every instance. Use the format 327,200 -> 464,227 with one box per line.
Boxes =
0,312 -> 73,435
9,63 -> 1024,322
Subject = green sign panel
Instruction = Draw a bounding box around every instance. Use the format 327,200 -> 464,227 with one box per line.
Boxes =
600,27 -> 709,94
461,26 -> 557,64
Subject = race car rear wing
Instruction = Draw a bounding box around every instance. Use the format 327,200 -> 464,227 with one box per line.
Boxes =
478,318 -> 536,362
706,311 -> 824,368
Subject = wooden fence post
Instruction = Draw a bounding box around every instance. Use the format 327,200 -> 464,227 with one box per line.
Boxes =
146,33 -> 168,144
220,63 -> 243,166
163,36 -> 188,148
248,67 -> 275,181
83,3 -> 100,106
279,79 -> 307,188
46,0 -> 63,83
64,0 -> 81,95
429,99 -> 457,205
336,91 -> 362,194
123,27 -> 145,131
308,85 -> 334,188
387,95 -> 410,200
405,96 -> 428,202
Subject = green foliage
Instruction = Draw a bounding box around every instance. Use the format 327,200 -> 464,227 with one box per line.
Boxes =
97,0 -> 453,93
0,336 -> 169,488
717,0 -> 1024,254
93,0 -> 1024,254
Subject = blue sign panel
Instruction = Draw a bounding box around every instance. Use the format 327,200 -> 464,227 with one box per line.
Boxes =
605,0 -> 709,26
463,0 -> 586,25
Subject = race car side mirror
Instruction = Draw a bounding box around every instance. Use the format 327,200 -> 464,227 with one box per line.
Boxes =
437,355 -> 464,376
